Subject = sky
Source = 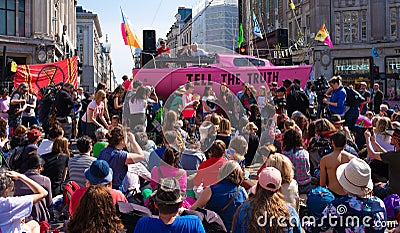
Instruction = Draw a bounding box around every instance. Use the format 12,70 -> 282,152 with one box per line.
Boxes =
80,0 -> 198,84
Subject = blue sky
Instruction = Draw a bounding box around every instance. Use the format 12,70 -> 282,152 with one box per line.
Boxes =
80,0 -> 197,83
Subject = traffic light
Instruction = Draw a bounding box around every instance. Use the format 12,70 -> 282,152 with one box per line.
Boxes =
373,65 -> 379,79
235,45 -> 247,55
6,58 -> 16,79
77,61 -> 83,75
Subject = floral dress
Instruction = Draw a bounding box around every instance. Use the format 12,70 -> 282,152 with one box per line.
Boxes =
305,195 -> 386,233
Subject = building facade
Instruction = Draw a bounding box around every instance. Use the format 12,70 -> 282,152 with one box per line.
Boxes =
0,0 -> 76,88
76,6 -> 114,92
192,0 -> 238,51
242,0 -> 400,96
166,7 -> 192,57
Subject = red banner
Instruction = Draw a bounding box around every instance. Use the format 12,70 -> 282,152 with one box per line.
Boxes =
14,57 -> 79,99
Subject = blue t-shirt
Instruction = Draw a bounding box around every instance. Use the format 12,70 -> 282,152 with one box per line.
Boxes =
328,86 -> 346,117
147,146 -> 166,171
134,215 -> 205,233
98,147 -> 128,190
305,195 -> 387,233
232,201 -> 302,233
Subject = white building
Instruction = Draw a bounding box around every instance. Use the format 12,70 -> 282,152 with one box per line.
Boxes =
192,0 -> 238,51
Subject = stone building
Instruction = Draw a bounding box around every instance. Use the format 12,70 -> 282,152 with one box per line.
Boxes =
0,0 -> 77,88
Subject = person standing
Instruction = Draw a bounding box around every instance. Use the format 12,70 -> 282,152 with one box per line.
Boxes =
0,88 -> 10,135
323,76 -> 346,118
359,82 -> 371,115
81,90 -> 110,140
21,90 -> 38,128
8,83 -> 28,136
157,40 -> 171,56
372,83 -> 384,114
55,83 -> 74,140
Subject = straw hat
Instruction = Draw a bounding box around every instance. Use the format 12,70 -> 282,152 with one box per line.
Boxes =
330,114 -> 345,124
336,158 -> 373,197
175,86 -> 186,95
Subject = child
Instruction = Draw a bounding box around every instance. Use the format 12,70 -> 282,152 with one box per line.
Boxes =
110,115 -> 122,130
257,85 -> 268,110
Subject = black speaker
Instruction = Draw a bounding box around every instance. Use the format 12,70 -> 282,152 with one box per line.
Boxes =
140,52 -> 156,68
277,28 -> 288,48
143,30 -> 156,51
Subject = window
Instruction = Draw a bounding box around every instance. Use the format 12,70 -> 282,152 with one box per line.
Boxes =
335,10 -> 366,44
390,8 -> 398,39
0,0 -> 24,36
234,58 -> 266,67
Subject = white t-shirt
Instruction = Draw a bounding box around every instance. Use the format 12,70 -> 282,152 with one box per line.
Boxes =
0,195 -> 33,233
82,100 -> 104,123
257,96 -> 266,109
129,99 -> 146,114
191,49 -> 208,57
37,139 -> 53,156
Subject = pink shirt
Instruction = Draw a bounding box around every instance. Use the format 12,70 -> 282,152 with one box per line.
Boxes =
0,96 -> 10,119
123,80 -> 133,91
82,100 -> 104,123
150,165 -> 187,193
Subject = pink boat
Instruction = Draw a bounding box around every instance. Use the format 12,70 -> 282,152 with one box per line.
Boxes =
133,54 -> 313,100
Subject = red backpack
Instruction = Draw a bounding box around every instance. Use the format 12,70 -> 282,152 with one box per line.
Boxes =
63,181 -> 80,206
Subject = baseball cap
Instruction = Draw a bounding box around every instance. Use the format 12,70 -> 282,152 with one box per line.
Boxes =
84,160 -> 113,185
258,167 -> 282,192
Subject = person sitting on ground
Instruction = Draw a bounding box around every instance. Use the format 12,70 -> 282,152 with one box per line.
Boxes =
93,128 -> 108,158
41,137 -> 70,196
282,129 -> 312,194
97,126 -> 144,190
37,123 -> 63,155
134,177 -> 206,233
181,139 -> 206,175
0,167 -> 48,233
67,185 -> 126,233
232,167 -> 302,233
14,128 -> 43,173
13,154 -> 52,223
69,160 -> 127,216
150,146 -> 187,193
10,125 -> 28,149
242,122 -> 259,167
194,140 -> 228,187
310,158 -> 386,233
265,153 -> 300,212
191,161 -> 247,232
134,131 -> 151,169
68,136 -> 96,188
320,131 -> 356,197
216,118 -> 232,148
147,130 -> 179,171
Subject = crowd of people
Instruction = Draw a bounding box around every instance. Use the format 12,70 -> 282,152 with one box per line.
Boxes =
1,73 -> 400,233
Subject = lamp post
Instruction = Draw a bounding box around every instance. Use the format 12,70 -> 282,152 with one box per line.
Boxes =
101,35 -> 111,90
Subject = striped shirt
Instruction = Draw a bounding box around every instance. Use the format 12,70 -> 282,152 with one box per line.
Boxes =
68,155 -> 96,188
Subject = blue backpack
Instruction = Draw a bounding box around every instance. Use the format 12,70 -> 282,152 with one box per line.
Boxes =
307,187 -> 335,216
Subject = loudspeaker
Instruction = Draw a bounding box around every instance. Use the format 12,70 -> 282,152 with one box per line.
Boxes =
277,28 -> 288,48
140,52 -> 156,68
143,30 -> 156,51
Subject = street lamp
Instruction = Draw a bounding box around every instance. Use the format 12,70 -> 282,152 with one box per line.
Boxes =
101,35 -> 111,90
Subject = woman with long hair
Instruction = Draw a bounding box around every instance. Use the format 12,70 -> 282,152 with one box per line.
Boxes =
150,146 -> 187,192
232,167 -> 301,233
202,86 -> 216,118
98,126 -> 144,190
108,85 -> 125,118
67,185 -> 125,233
191,161 -> 247,232
282,129 -> 312,194
216,118 -> 232,147
265,153 -> 299,212
128,86 -> 151,130
81,90 -> 110,139
41,137 -> 69,195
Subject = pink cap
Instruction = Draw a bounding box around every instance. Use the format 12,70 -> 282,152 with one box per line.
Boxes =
258,167 -> 282,192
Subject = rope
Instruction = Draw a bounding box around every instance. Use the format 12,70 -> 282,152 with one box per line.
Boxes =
150,0 -> 164,26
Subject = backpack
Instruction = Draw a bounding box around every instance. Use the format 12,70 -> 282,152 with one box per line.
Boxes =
63,181 -> 80,206
383,194 -> 400,218
181,208 -> 227,233
116,201 -> 152,233
344,87 -> 365,107
307,187 -> 335,216
6,146 -> 26,171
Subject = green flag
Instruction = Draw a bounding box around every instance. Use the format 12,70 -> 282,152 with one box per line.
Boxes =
237,23 -> 244,47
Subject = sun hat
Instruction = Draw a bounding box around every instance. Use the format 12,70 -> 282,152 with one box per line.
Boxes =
330,114 -> 345,124
336,158 -> 373,197
258,167 -> 282,192
360,82 -> 367,86
175,86 -> 186,95
84,160 -> 113,185
217,160 -> 242,181
154,177 -> 186,205
27,129 -> 42,141
385,128 -> 400,140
